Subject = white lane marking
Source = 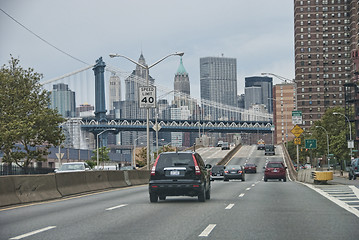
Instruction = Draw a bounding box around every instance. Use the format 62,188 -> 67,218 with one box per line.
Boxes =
199,224 -> 216,237
239,193 -> 245,198
106,204 -> 128,211
251,184 -> 256,187
302,183 -> 359,218
225,204 -> 235,210
245,187 -> 251,191
349,185 -> 359,199
10,226 -> 56,240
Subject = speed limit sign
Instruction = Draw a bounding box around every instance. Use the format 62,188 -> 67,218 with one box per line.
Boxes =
139,86 -> 156,108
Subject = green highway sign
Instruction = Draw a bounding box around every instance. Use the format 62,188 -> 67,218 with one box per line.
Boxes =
305,139 -> 317,149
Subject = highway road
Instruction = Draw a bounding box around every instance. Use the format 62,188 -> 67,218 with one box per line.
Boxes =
1,145 -> 359,240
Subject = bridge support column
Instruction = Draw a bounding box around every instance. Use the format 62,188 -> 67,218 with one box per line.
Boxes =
93,57 -> 107,122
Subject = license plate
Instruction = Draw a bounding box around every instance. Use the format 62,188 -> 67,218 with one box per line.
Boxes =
273,169 -> 278,172
170,170 -> 180,176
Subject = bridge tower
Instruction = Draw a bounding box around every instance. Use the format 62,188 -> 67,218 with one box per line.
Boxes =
93,57 -> 107,122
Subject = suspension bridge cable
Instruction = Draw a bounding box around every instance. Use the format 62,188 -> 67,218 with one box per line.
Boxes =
0,8 -> 90,66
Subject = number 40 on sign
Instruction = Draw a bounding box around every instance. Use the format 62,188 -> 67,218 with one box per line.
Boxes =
139,86 -> 156,108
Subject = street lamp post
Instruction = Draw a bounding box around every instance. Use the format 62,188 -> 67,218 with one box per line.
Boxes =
110,52 -> 184,170
333,112 -> 353,159
96,128 -> 116,169
316,126 -> 330,170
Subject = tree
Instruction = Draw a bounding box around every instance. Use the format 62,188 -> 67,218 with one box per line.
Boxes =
0,57 -> 65,168
91,146 -> 110,163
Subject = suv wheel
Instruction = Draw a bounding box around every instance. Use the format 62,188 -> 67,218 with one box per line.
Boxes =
349,173 -> 353,180
150,193 -> 158,203
264,177 -> 267,182
159,195 -> 166,201
205,186 -> 211,200
283,178 -> 287,182
198,187 -> 206,202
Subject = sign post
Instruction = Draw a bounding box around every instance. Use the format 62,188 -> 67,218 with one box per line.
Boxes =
291,124 -> 304,171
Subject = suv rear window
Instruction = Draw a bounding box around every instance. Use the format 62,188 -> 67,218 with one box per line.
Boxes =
267,163 -> 283,168
156,153 -> 194,169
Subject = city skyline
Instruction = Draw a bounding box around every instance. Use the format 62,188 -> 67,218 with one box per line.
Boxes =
0,0 -> 295,100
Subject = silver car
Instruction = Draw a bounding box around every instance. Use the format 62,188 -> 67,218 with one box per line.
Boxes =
55,162 -> 91,173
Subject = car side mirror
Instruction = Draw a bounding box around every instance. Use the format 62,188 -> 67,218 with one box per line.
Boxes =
205,164 -> 212,169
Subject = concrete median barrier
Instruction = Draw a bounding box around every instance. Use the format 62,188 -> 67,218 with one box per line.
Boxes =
85,171 -> 111,191
127,170 -> 150,185
55,172 -> 90,196
0,176 -> 21,207
12,174 -> 62,204
297,169 -> 314,183
106,171 -> 128,188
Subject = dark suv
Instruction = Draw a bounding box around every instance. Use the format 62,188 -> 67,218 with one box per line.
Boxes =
149,151 -> 212,202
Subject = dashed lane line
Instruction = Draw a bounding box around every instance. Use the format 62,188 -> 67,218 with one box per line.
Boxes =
106,204 -> 128,211
239,193 -> 245,198
10,226 -> 56,240
225,204 -> 235,210
199,224 -> 216,237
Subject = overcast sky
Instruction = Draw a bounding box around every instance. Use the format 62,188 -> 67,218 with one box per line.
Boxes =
1,0 -> 294,101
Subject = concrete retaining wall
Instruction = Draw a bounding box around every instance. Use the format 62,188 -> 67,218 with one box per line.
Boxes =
0,170 -> 150,207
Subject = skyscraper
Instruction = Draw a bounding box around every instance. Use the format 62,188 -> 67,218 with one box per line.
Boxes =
174,57 -> 190,106
108,73 -> 121,112
294,0 -> 359,128
200,56 -> 237,120
50,83 -> 76,118
244,76 -> 273,113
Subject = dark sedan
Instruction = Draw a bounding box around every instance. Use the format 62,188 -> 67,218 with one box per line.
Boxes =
224,165 -> 245,181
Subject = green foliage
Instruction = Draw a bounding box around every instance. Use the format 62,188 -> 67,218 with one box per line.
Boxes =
287,106 -> 354,166
0,57 -> 65,168
85,160 -> 96,169
91,147 -> 110,163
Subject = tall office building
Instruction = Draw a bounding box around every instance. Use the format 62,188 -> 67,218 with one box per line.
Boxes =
294,0 -> 359,128
108,73 -> 121,112
200,56 -> 237,120
173,57 -> 197,120
50,83 -> 76,118
244,76 -> 273,113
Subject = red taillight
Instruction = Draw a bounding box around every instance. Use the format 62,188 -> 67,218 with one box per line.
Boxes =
192,155 -> 201,175
224,170 -> 229,174
151,155 -> 160,176
238,170 -> 243,174
193,185 -> 200,187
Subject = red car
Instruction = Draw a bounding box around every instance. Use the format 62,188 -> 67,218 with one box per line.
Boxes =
264,161 -> 287,182
244,163 -> 257,173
